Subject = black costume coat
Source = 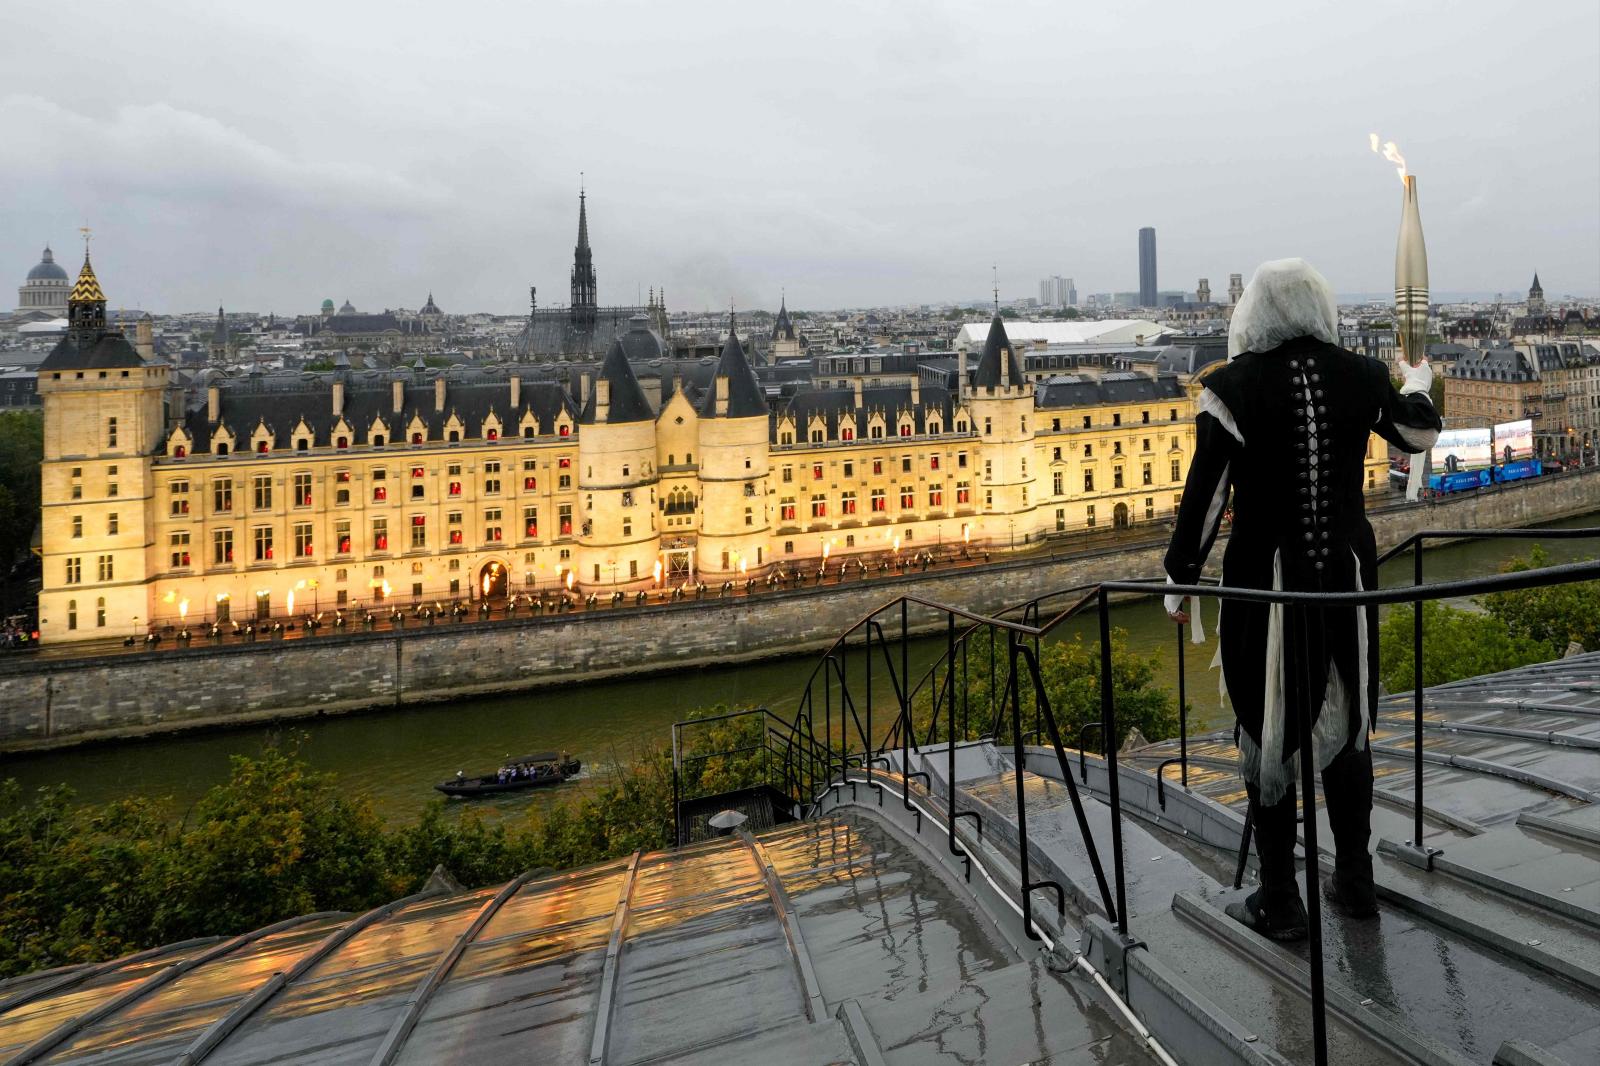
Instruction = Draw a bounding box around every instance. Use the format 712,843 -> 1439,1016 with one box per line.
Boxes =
1163,337 -> 1442,759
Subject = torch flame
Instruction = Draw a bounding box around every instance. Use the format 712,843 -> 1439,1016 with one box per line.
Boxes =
1369,132 -> 1408,184
286,589 -> 294,616
178,599 -> 189,620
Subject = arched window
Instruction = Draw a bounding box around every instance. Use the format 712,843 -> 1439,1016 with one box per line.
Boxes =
448,430 -> 460,443
372,435 -> 385,447
522,426 -> 535,439
173,444 -> 187,459
96,597 -> 106,627
486,428 -> 498,441
336,436 -> 349,449
216,442 -> 230,456
67,599 -> 77,630
257,440 -> 270,454
412,432 -> 423,444
296,439 -> 309,452
842,427 -> 854,441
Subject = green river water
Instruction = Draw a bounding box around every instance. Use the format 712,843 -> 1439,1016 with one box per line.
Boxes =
3,513 -> 1595,821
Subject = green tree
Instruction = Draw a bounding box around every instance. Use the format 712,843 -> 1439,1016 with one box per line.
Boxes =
955,629 -> 1179,748
0,410 -> 43,565
1481,544 -> 1600,652
1377,601 -> 1553,691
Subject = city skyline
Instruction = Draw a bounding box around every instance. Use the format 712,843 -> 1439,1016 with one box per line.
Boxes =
2,1 -> 1597,313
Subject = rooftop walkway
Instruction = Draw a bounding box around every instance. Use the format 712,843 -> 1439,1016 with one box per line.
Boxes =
4,654 -> 1595,1064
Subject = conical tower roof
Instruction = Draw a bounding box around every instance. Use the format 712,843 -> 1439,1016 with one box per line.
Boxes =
772,296 -> 796,341
69,253 -> 106,304
700,314 -> 767,419
972,312 -> 1023,388
580,337 -> 654,424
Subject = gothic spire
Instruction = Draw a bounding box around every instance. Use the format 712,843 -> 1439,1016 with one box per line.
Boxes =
570,185 -> 597,331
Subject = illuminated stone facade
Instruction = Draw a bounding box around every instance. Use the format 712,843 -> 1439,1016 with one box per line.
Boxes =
37,268 -> 1390,643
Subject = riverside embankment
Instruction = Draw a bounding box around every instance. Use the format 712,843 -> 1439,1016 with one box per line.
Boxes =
2,468 -> 1596,754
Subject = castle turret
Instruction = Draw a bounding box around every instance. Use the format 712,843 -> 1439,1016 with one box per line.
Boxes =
695,315 -> 771,579
965,311 -> 1038,549
575,336 -> 660,591
36,250 -> 170,641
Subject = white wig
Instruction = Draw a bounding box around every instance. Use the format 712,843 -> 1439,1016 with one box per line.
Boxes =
1227,258 -> 1339,360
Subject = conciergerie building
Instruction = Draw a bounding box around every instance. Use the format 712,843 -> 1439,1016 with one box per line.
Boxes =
36,251 -> 1389,643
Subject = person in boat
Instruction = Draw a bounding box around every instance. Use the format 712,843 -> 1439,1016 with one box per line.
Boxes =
1163,258 -> 1441,941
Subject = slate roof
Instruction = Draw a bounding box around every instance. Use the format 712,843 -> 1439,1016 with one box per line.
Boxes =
778,383 -> 957,442
515,305 -> 654,359
37,332 -> 146,372
1034,372 -> 1185,409
972,313 -> 1023,388
1446,346 -> 1537,382
699,325 -> 767,419
580,339 -> 655,425
178,368 -> 575,453
772,299 -> 796,341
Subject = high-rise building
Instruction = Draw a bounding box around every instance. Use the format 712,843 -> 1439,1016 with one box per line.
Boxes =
1038,276 -> 1073,309
1138,228 -> 1157,308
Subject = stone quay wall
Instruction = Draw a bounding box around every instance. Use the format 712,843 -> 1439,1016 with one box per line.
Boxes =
2,470 -> 1595,752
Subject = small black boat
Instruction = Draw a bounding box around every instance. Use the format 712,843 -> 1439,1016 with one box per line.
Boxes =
435,751 -> 582,797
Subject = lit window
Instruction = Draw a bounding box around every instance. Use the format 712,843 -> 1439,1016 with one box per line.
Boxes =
372,518 -> 388,551
294,523 -> 314,558
252,527 -> 273,562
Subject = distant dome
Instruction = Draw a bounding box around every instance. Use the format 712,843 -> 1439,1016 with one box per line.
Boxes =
339,299 -> 356,314
616,313 -> 665,361
321,299 -> 335,313
27,246 -> 68,282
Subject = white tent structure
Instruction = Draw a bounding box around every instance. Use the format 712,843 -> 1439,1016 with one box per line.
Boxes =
953,318 -> 1174,349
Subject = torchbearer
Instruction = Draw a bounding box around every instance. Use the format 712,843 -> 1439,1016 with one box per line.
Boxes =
1163,259 -> 1440,940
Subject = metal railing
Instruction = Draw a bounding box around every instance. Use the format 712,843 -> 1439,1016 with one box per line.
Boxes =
745,526 -> 1598,1066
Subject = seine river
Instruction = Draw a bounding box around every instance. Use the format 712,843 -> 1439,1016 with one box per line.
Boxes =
4,512 -> 1595,821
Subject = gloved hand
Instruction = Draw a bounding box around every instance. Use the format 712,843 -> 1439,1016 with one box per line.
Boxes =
1400,358 -> 1432,397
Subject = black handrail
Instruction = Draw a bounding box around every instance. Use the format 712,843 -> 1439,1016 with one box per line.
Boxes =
761,530 -> 1596,1066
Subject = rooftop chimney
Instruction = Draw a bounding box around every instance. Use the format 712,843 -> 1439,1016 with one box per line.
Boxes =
509,374 -> 521,410
956,347 -> 967,401
910,376 -> 920,407
596,378 -> 611,422
853,379 -> 863,408
392,377 -> 405,414
134,317 -> 154,361
434,376 -> 446,413
715,376 -> 729,417
332,379 -> 345,417
207,383 -> 220,423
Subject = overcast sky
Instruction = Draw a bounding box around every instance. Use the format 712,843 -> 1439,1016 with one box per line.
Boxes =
4,1 -> 1597,315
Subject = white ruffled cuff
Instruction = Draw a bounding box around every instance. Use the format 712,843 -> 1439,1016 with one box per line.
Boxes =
1164,574 -> 1205,643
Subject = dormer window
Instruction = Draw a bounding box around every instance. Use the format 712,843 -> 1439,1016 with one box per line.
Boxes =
173,445 -> 187,459
296,439 -> 309,452
487,428 -> 498,441
336,436 -> 349,449
257,441 -> 270,454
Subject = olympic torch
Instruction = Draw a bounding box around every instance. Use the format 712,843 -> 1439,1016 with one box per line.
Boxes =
1376,134 -> 1430,500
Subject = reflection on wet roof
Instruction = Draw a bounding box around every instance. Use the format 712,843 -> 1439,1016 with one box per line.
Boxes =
0,811 -> 1150,1065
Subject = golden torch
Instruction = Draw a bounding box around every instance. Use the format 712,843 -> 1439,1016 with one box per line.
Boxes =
1375,135 -> 1430,500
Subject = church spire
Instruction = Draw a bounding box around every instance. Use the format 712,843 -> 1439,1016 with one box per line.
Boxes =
570,183 -> 597,332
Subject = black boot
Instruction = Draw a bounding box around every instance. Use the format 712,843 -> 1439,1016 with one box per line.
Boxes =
1226,887 -> 1308,940
1322,745 -> 1378,919
1235,785 -> 1308,940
